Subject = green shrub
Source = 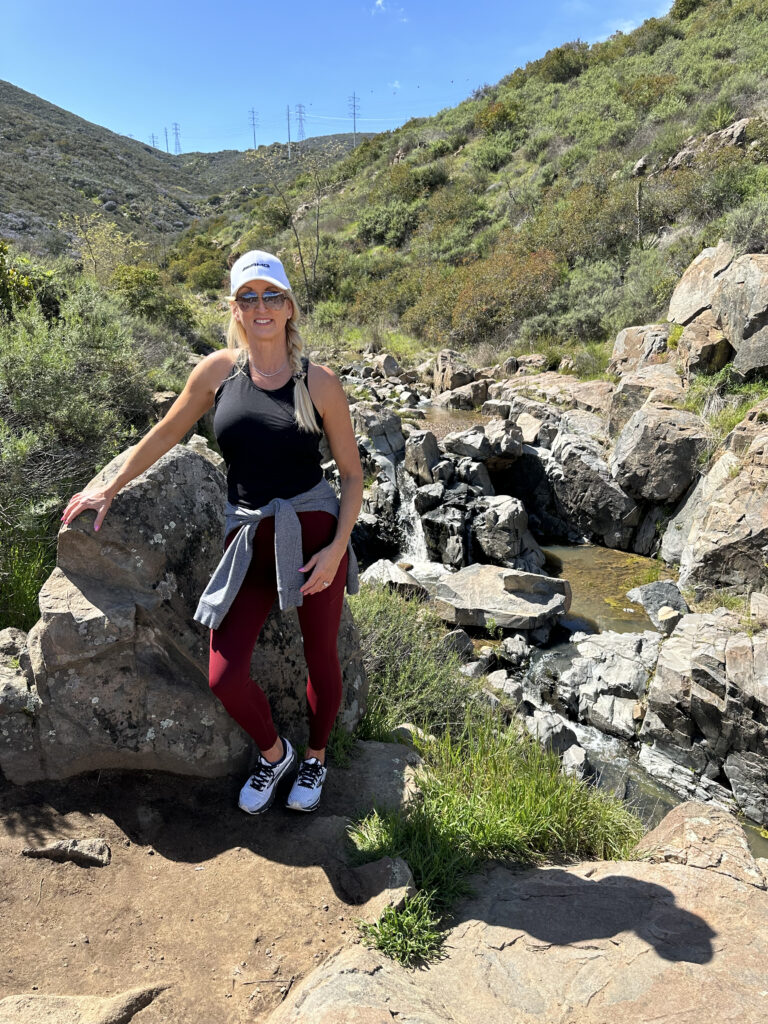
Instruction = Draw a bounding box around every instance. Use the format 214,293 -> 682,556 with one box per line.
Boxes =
312,298 -> 348,329
358,199 -> 422,247
537,40 -> 591,84
671,0 -> 707,17
720,195 -> 768,252
471,130 -> 520,172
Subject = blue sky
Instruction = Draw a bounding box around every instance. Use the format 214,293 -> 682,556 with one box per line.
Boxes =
2,0 -> 671,153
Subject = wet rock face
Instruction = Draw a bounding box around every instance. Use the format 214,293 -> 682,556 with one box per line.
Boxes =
2,444 -> 367,784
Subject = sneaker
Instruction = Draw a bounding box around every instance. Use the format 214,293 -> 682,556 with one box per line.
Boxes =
285,757 -> 327,813
238,737 -> 296,815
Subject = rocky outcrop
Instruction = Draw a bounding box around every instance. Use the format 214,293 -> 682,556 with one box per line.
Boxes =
433,349 -> 474,393
671,434 -> 768,591
677,310 -> 734,377
609,405 -> 709,504
640,610 -> 768,822
0,986 -> 167,1024
266,802 -> 768,1024
0,443 -> 367,785
606,364 -> 686,436
667,239 -> 735,326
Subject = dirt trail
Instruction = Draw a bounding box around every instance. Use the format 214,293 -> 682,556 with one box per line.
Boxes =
0,743 -> 417,1023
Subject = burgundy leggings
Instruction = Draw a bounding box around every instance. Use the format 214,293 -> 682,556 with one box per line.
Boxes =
208,511 -> 348,752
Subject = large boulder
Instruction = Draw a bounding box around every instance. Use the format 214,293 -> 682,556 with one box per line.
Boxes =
350,402 -> 405,459
430,563 -> 571,631
607,364 -> 686,436
677,310 -> 734,377
403,429 -> 440,486
421,505 -> 468,569
608,323 -> 671,375
432,379 -> 489,409
2,443 -> 367,784
609,405 -> 709,504
547,419 -> 641,549
668,239 -> 735,326
470,495 -> 545,572
433,349 -> 474,393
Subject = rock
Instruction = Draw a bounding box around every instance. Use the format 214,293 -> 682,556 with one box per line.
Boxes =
677,310 -> 734,376
660,447 -> 737,567
516,411 -> 544,445
433,349 -> 474,393
432,380 -> 489,409
607,364 -> 686,436
21,838 -> 111,868
403,430 -> 440,485
638,743 -> 738,809
481,399 -> 511,418
750,591 -> 768,626
667,239 -> 735,326
561,743 -> 587,777
609,405 -> 708,504
676,434 -> 768,591
547,420 -> 641,548
340,855 -> 416,923
441,628 -> 474,661
713,253 -> 768,377
421,505 -> 467,569
470,495 -> 532,567
0,986 -> 166,1024
657,606 -> 683,634
389,722 -> 434,746
625,581 -> 689,630
412,481 -> 444,515
430,457 -> 455,485
3,446 -> 366,784
351,403 -> 405,458
498,633 -> 531,668
642,612 -> 768,823
484,417 -> 523,463
442,427 -> 492,461
184,433 -> 224,471
723,751 -> 768,825
359,560 -> 426,599
455,458 -> 494,495
608,323 -> 671,375
724,397 -> 768,454
371,353 -> 402,378
430,564 -> 571,631
635,800 -> 766,890
525,708 -> 579,754
0,632 -> 44,784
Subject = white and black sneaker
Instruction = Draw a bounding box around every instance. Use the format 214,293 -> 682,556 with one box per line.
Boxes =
285,757 -> 327,813
238,738 -> 296,815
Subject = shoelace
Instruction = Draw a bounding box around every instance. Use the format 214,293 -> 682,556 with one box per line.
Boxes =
296,759 -> 325,789
248,759 -> 278,792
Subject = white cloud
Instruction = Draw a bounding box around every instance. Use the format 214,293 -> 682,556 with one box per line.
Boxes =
388,79 -> 401,90
371,0 -> 407,19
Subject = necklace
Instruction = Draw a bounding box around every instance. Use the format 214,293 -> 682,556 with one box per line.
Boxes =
249,357 -> 288,379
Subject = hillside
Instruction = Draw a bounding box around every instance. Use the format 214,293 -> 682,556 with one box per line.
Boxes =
169,0 -> 768,361
0,80 -> 366,251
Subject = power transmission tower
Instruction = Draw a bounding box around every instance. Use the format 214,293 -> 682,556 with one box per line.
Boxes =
348,92 -> 360,148
164,127 -> 169,153
150,133 -> 158,148
249,108 -> 258,149
286,105 -> 292,160
295,103 -> 306,142
172,123 -> 181,155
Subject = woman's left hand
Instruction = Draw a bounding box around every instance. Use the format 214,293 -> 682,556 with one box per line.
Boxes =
299,544 -> 345,596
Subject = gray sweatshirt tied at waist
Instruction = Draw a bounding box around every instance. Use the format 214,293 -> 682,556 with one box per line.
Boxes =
193,477 -> 359,631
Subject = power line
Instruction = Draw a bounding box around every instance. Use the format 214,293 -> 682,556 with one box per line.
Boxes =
164,126 -> 169,153
172,122 -> 181,155
348,92 -> 360,148
286,104 -> 292,161
295,103 -> 306,142
149,133 -> 158,148
249,108 -> 258,149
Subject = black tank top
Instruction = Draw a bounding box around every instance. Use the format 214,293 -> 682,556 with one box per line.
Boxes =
213,355 -> 324,509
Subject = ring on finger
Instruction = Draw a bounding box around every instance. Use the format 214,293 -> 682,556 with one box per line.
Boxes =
322,581 -> 330,587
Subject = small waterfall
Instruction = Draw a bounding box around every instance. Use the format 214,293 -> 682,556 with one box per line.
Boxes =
394,463 -> 429,562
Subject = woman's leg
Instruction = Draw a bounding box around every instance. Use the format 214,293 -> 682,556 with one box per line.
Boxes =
295,512 -> 349,759
208,526 -> 281,753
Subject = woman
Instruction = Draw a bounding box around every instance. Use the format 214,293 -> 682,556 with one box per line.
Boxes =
61,250 -> 363,816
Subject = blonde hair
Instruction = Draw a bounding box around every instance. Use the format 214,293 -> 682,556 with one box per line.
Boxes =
226,293 -> 322,434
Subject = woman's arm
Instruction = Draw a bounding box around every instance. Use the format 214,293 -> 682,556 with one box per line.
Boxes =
299,363 -> 363,596
61,350 -> 234,530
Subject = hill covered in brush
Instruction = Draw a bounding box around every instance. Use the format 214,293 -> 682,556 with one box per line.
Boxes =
169,0 -> 768,365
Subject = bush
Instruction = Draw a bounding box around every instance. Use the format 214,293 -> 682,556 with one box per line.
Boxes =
312,299 -> 348,329
471,130 -> 520,172
720,195 -> 768,252
671,0 -> 707,17
537,40 -> 591,84
358,199 -> 422,247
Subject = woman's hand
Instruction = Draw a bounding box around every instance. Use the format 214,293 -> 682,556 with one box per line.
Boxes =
299,543 -> 345,597
60,487 -> 115,532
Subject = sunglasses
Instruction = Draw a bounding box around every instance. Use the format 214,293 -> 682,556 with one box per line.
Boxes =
235,290 -> 289,310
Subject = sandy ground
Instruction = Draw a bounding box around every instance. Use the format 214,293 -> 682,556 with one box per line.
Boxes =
0,749 -> 408,1023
